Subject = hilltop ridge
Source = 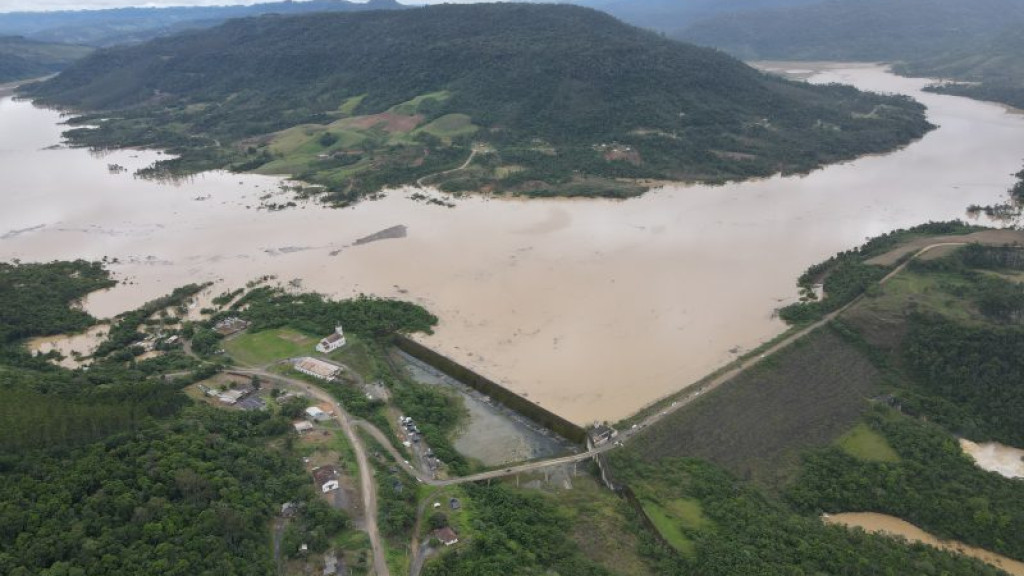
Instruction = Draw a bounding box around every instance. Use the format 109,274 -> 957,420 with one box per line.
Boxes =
26,3 -> 933,202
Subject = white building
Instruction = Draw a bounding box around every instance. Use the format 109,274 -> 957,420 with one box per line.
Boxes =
305,406 -> 330,422
312,466 -> 340,493
316,325 -> 347,354
293,420 -> 314,434
294,357 -> 342,381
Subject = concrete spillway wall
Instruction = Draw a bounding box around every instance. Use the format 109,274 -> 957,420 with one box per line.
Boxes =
392,334 -> 587,445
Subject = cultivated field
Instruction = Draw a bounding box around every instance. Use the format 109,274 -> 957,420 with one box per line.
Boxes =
628,327 -> 883,489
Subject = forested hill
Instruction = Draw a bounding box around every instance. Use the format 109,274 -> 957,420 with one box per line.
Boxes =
898,29 -> 1024,110
0,36 -> 93,83
0,0 -> 404,47
26,3 -> 933,202
679,0 -> 1024,62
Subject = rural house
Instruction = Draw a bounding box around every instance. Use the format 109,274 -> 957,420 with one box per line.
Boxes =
434,526 -> 459,546
312,465 -> 340,493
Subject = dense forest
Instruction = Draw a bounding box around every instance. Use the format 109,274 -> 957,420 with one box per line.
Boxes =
231,286 -> 437,339
788,410 -> 1024,561
607,454 -> 1007,575
423,483 -> 612,576
24,3 -> 933,202
0,36 -> 92,85
0,263 -> 389,575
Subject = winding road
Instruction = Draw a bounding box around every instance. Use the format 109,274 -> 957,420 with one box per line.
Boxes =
415,145 -> 482,188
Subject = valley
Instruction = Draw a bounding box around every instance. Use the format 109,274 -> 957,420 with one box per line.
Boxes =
3,1 -> 1024,575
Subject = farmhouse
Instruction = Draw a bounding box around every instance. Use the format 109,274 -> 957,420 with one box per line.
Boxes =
294,357 -> 342,381
312,465 -> 340,493
434,526 -> 459,546
293,420 -> 314,434
316,325 -> 347,354
305,406 -> 331,422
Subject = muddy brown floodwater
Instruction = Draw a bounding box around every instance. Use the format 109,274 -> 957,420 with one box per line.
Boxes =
825,512 -> 1024,575
960,439 -> 1024,479
4,63 -> 1024,424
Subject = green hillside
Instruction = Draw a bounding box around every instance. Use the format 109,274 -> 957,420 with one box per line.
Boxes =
899,29 -> 1024,109
0,36 -> 92,83
25,3 -> 932,204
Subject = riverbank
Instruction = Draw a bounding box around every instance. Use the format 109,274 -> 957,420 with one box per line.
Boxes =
825,513 -> 1024,576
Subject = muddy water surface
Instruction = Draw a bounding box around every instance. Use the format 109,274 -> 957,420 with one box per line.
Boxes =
26,324 -> 108,369
960,439 -> 1024,479
825,512 -> 1024,575
4,64 -> 1024,423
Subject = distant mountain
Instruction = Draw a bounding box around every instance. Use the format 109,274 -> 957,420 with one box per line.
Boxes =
675,0 -> 1024,111
0,36 -> 92,83
575,0 -> 820,37
899,29 -> 1024,109
0,0 -> 404,47
678,0 -> 1024,62
25,3 -> 932,203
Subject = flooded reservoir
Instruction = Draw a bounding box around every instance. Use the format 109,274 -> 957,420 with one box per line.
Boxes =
3,64 -> 1024,423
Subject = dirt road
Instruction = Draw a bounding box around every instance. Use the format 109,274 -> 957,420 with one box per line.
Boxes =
237,368 -> 391,576
415,146 -> 481,188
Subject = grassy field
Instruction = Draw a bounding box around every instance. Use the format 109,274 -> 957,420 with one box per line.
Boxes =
642,501 -> 693,557
837,423 -> 901,463
640,497 -> 711,559
416,114 -> 478,139
556,476 -> 655,575
842,253 -> 991,354
627,327 -> 883,490
223,327 -> 318,366
328,335 -> 379,379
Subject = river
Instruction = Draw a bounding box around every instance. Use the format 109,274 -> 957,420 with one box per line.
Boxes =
3,63 -> 1024,424
825,512 -> 1024,575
